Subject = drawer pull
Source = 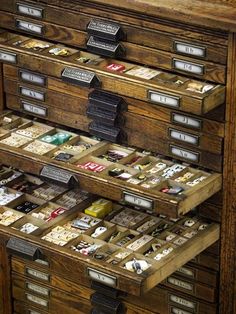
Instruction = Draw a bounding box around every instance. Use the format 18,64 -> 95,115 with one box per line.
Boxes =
87,36 -> 125,58
87,19 -> 124,42
176,267 -> 195,278
123,191 -> 153,211
40,165 -> 78,187
89,121 -> 122,142
87,106 -> 121,127
148,90 -> 180,108
16,3 -> 44,18
88,268 -> 117,288
0,50 -> 16,63
26,293 -> 48,307
91,292 -> 123,313
26,282 -> 50,296
169,128 -> 199,146
19,70 -> 46,86
170,306 -> 192,314
61,67 -> 100,88
167,277 -> 194,292
89,90 -> 126,113
169,145 -> 199,162
6,237 -> 43,261
171,113 -> 202,130
26,268 -> 50,282
173,41 -> 206,58
21,100 -> 47,117
20,86 -> 45,102
172,58 -> 204,75
15,19 -> 44,35
169,294 -> 196,311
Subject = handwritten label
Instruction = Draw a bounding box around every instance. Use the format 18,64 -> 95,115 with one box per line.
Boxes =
172,58 -> 204,75
171,113 -> 202,130
26,267 -> 49,281
62,67 -> 100,88
20,87 -> 45,101
174,41 -> 206,58
40,165 -> 77,186
170,306 -> 191,314
16,3 -> 43,18
27,282 -> 49,296
169,128 -> 199,145
148,90 -> 180,108
169,294 -> 196,310
167,277 -> 193,291
16,19 -> 43,34
176,267 -> 195,278
0,50 -> 16,63
170,145 -> 199,162
6,237 -> 42,261
26,293 -> 48,307
88,268 -> 117,287
20,70 -> 46,86
123,191 -> 153,211
22,101 -> 47,117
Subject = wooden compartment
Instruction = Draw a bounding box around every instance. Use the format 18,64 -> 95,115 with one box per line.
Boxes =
0,30 -> 226,114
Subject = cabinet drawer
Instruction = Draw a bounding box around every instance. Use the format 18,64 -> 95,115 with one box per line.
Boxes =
0,112 -> 222,216
0,30 -> 226,115
0,11 -> 226,84
0,0 -> 228,66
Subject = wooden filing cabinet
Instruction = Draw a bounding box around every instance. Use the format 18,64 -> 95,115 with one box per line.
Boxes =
0,0 -> 235,314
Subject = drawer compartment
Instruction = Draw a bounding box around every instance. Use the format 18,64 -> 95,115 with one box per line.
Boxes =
0,30 -> 226,115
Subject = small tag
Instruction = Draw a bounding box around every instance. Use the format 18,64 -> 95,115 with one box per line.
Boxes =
21,100 -> 47,117
6,238 -> 42,261
16,19 -> 43,34
26,293 -> 48,307
87,19 -> 124,41
16,3 -> 44,18
20,87 -> 45,101
61,67 -> 100,88
171,113 -> 202,130
26,268 -> 49,281
26,282 -> 50,296
169,295 -> 196,310
87,36 -> 124,57
20,70 -> 46,86
170,145 -> 199,162
172,58 -> 204,75
169,128 -> 199,145
174,41 -> 206,58
40,165 -> 77,187
176,267 -> 195,278
88,268 -> 117,287
148,90 -> 180,108
170,306 -> 192,314
167,277 -> 194,291
0,50 -> 17,63
123,191 -> 153,211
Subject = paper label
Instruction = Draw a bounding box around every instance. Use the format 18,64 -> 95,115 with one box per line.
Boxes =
20,87 -> 45,101
17,3 -> 43,18
26,268 -> 49,281
170,306 -> 191,314
16,19 -> 43,34
123,191 -> 153,210
169,294 -> 196,310
148,90 -> 180,108
20,70 -> 46,86
171,113 -> 202,130
170,145 -> 199,162
174,41 -> 206,58
167,277 -> 194,291
172,58 -> 204,75
0,50 -> 16,63
35,259 -> 49,266
26,293 -> 48,307
176,267 -> 195,278
169,129 -> 199,145
22,101 -> 47,117
27,282 -> 49,296
87,268 -> 117,287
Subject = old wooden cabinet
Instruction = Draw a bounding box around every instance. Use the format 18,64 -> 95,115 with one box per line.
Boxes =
0,0 -> 235,313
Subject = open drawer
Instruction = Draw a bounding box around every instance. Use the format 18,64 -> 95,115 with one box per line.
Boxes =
0,30 -> 225,115
0,111 -> 222,217
4,202 -> 220,296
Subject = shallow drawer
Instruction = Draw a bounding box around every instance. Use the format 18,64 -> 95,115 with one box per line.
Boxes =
0,11 -> 226,84
0,0 -> 228,66
0,113 -> 222,216
0,30 -> 226,115
3,75 -> 224,157
3,206 -> 220,296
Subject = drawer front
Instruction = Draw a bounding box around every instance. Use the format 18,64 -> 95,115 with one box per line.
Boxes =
0,0 -> 228,65
14,299 -> 49,314
0,31 -> 226,115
